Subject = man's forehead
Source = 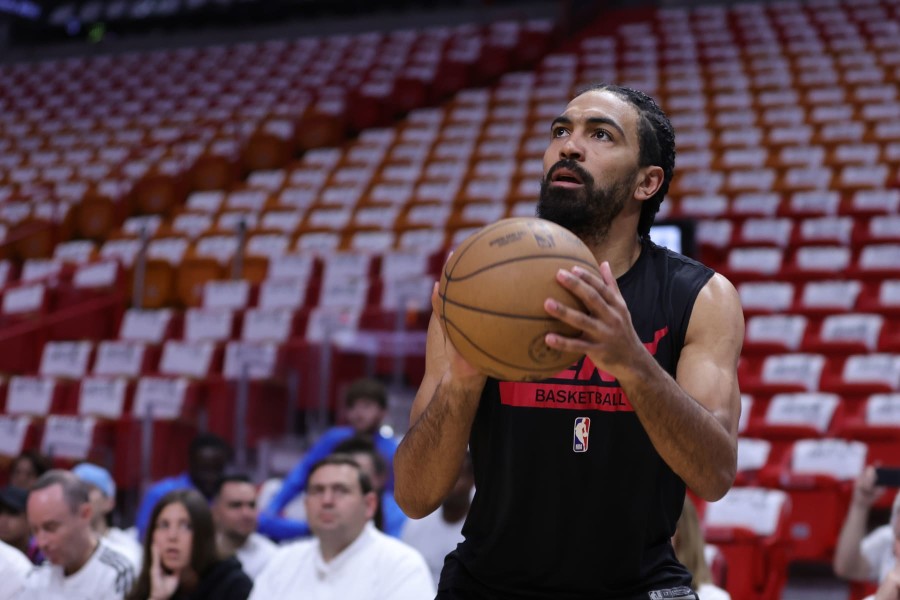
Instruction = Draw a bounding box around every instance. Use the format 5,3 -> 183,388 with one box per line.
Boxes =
562,91 -> 638,125
222,481 -> 255,498
310,464 -> 359,486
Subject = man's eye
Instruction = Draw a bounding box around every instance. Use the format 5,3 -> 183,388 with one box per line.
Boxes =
593,130 -> 611,140
552,127 -> 568,137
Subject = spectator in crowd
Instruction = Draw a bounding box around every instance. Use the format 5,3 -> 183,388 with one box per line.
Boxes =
259,378 -> 399,541
332,435 -> 406,538
0,486 -> 34,562
211,475 -> 276,580
8,451 -> 50,490
834,466 -> 900,584
250,455 -> 432,599
0,538 -> 31,600
73,463 -> 143,571
401,453 -> 474,585
128,489 -> 252,600
135,434 -> 232,539
23,470 -> 135,599
673,497 -> 731,600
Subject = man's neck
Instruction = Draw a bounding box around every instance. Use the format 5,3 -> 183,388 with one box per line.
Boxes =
64,535 -> 99,577
318,531 -> 361,563
217,531 -> 250,556
590,231 -> 643,279
93,519 -> 109,538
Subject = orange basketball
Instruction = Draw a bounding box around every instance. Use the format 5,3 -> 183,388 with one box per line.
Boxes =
438,217 -> 601,381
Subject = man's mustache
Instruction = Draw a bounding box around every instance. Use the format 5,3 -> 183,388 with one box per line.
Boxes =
544,160 -> 594,185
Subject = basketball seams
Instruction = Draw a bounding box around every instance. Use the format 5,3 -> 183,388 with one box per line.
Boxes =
438,217 -> 599,380
444,318 -> 568,377
444,254 -> 600,283
440,293 -> 577,321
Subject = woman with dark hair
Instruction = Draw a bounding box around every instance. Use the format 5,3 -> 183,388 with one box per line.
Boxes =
128,489 -> 252,600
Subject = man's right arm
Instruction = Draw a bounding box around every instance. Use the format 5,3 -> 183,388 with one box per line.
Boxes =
393,293 -> 486,519
834,466 -> 881,581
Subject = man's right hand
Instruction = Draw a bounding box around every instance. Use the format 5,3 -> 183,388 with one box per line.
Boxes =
853,465 -> 883,510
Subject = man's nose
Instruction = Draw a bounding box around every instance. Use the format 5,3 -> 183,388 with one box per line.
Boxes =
559,136 -> 584,161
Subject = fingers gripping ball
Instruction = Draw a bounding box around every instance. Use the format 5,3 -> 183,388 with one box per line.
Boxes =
439,217 -> 600,381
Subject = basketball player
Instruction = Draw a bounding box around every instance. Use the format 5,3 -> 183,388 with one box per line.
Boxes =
394,84 -> 744,600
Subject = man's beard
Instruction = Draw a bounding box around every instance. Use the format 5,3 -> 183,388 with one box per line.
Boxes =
536,160 -> 634,247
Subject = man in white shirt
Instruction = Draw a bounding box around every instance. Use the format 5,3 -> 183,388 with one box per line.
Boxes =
401,453 -> 474,585
0,539 -> 31,600
22,470 -> 135,600
72,463 -> 143,572
250,454 -> 433,600
211,474 -> 277,579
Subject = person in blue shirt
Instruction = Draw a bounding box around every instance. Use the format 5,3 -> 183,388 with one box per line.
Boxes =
134,433 -> 232,540
258,378 -> 400,541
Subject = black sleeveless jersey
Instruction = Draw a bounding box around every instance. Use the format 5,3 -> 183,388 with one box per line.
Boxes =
448,239 -> 715,600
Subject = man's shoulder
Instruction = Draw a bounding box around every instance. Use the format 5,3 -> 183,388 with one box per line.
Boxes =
93,541 -> 137,582
245,532 -> 278,553
864,523 -> 894,544
370,528 -> 427,561
270,538 -> 317,562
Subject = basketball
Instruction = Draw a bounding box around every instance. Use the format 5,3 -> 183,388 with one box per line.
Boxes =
438,217 -> 601,381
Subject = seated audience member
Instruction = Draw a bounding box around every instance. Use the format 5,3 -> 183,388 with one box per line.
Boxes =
8,451 -> 50,490
74,463 -> 143,571
332,435 -> 406,538
401,453 -> 474,585
835,466 -> 900,584
250,455 -> 433,600
135,434 -> 232,540
259,378 -> 398,541
24,470 -> 135,599
673,497 -> 732,600
0,538 -> 31,600
0,486 -> 36,563
211,475 -> 276,580
127,489 -> 252,600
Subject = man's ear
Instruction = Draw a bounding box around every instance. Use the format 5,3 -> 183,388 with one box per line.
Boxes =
364,491 -> 378,521
79,501 -> 92,522
634,165 -> 664,202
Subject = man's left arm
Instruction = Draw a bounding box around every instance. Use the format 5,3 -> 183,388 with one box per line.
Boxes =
546,264 -> 743,501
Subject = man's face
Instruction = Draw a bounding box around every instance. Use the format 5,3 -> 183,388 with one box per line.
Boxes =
27,484 -> 92,569
305,464 -> 376,543
0,507 -> 29,547
189,447 -> 228,499
212,481 -> 258,543
539,90 -> 643,246
345,397 -> 386,435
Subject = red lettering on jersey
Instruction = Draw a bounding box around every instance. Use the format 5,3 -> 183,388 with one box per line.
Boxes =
499,382 -> 635,412
556,326 -> 670,384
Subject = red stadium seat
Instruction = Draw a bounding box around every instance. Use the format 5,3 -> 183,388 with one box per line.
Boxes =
758,438 -> 867,562
703,487 -> 792,600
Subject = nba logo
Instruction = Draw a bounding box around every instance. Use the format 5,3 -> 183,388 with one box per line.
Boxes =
573,417 -> 590,453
